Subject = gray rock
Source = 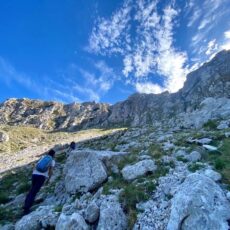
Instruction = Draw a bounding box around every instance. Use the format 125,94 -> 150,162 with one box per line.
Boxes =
204,169 -> 222,182
172,150 -> 187,158
161,155 -> 174,164
122,159 -> 157,181
186,151 -> 201,162
227,192 -> 230,201
64,151 -> 107,193
97,195 -> 127,230
0,131 -> 9,142
217,121 -> 229,130
56,213 -> 89,230
138,154 -> 152,160
167,174 -> 230,230
225,132 -> 230,138
196,138 -> 212,145
84,201 -> 100,223
163,142 -> 175,151
0,224 -> 14,230
15,205 -> 58,230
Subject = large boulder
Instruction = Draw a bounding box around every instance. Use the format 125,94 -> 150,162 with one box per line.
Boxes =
97,195 -> 127,230
84,201 -> 100,224
122,159 -> 157,181
56,213 -> 89,230
15,206 -> 58,230
167,173 -> 230,230
64,151 -> 107,194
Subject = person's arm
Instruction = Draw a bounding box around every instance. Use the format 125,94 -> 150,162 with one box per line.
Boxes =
47,160 -> 55,183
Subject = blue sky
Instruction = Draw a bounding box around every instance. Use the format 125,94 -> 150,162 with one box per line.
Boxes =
0,0 -> 230,104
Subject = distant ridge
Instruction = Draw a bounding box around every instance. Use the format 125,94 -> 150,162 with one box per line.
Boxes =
0,50 -> 230,130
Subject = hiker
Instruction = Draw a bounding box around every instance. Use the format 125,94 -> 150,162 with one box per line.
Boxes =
23,149 -> 56,215
69,141 -> 76,151
66,141 -> 76,156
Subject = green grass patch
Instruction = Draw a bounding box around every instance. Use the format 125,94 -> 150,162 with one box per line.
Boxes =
54,205 -> 63,213
16,181 -> 31,195
176,156 -> 188,163
55,152 -> 67,164
206,138 -> 230,185
0,206 -> 21,225
203,120 -> 218,130
119,182 -> 152,229
0,191 -> 11,204
148,144 -> 163,159
0,168 -> 32,205
188,163 -> 204,172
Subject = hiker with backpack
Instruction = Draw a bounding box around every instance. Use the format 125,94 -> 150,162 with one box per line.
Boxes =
23,149 -> 56,215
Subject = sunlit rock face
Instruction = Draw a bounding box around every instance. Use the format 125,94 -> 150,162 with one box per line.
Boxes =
0,50 -> 229,130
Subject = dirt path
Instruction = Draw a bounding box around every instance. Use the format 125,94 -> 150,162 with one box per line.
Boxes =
0,130 -> 118,174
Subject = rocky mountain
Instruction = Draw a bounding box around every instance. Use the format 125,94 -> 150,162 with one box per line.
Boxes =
0,50 -> 229,131
0,99 -> 110,131
0,50 -> 230,230
107,50 -> 230,126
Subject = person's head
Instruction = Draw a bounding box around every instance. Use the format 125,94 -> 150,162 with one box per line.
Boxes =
48,149 -> 55,158
70,141 -> 76,150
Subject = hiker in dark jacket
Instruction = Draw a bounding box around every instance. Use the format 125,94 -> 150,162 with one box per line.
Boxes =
66,141 -> 76,157
69,141 -> 76,151
23,149 -> 56,215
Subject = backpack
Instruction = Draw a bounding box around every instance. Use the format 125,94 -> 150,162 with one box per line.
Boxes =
36,155 -> 52,173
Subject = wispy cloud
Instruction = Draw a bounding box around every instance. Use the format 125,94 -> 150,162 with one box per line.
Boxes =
89,0 -> 189,94
88,0 -> 131,55
136,82 -> 164,94
189,0 -> 230,53
221,29 -> 230,50
0,57 -> 82,103
75,60 -> 116,101
0,56 -> 34,88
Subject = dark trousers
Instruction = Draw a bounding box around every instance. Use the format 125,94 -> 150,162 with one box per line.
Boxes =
24,174 -> 46,213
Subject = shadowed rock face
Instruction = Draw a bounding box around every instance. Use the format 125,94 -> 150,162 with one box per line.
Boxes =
0,50 -> 229,130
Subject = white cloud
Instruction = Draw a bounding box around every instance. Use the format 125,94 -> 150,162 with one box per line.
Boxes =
221,29 -> 230,51
190,0 -> 229,50
51,89 -> 81,103
135,82 -> 165,94
205,39 -> 219,55
73,83 -> 100,102
221,43 -> 230,50
187,8 -> 201,27
198,18 -> 209,30
80,60 -> 115,94
88,0 -> 131,54
123,2 -> 188,93
122,55 -> 133,77
88,0 -> 229,96
224,30 -> 230,39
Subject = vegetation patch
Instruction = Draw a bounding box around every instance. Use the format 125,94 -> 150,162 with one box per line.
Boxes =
188,163 -> 204,172
148,144 -> 163,159
203,120 -> 218,130
0,168 -> 32,206
176,156 -> 188,163
206,138 -> 230,186
55,152 -> 67,164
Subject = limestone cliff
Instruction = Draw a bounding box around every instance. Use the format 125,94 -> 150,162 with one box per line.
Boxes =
0,50 -> 229,130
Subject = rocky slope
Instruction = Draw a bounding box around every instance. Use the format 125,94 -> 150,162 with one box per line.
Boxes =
0,50 -> 229,130
1,123 -> 230,229
0,50 -> 230,230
